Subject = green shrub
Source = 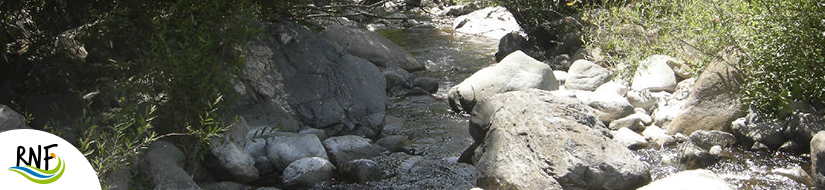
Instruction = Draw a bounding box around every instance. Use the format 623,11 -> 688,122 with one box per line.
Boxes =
743,0 -> 825,115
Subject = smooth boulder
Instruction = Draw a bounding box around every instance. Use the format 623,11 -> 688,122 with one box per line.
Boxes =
0,104 -> 29,132
141,141 -> 201,190
320,25 -> 425,72
322,135 -> 382,165
565,60 -> 611,91
811,131 -> 825,188
631,55 -> 680,92
282,157 -> 335,187
240,21 -> 386,138
265,133 -> 328,171
470,89 -> 650,190
666,49 -> 746,135
447,51 -> 558,113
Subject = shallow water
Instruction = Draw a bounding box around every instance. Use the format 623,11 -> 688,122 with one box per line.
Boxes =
318,26 -> 812,189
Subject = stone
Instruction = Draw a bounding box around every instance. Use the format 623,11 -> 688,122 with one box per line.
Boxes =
811,131 -> 825,188
204,139 -> 259,183
382,115 -> 405,131
627,89 -> 657,112
613,127 -> 649,150
667,48 -> 746,135
553,70 -> 569,83
282,157 -> 335,187
445,2 -> 479,16
631,55 -> 680,92
575,90 -> 634,124
0,104 -> 29,132
453,6 -> 524,39
320,25 -> 425,72
141,141 -> 201,190
265,133 -> 328,171
239,21 -> 386,138
384,71 -> 408,91
243,138 -> 273,174
200,181 -> 249,190
689,130 -> 736,149
771,166 -> 815,187
470,89 -> 650,190
677,141 -> 718,169
751,142 -> 770,151
785,112 -> 825,148
412,77 -> 439,94
376,135 -> 412,153
731,115 -> 786,149
565,60 -> 611,91
495,32 -> 528,62
638,169 -> 734,190
299,128 -> 329,141
595,81 -> 629,97
447,51 -> 558,113
322,135 -> 383,165
609,115 -> 644,132
338,159 -> 383,183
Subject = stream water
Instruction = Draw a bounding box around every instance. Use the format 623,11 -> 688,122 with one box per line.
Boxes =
316,26 -> 812,189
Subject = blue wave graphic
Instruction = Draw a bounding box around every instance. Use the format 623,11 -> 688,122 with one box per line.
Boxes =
9,166 -> 55,179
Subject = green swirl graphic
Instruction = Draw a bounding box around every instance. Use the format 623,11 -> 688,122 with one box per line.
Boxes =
8,156 -> 65,184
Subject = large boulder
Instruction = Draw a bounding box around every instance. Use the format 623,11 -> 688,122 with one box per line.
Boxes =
322,135 -> 382,165
319,25 -> 425,72
204,140 -> 259,183
447,51 -> 558,113
565,60 -> 611,91
469,89 -> 650,190
666,49 -> 746,135
453,6 -> 524,39
631,55 -> 681,92
282,157 -> 335,187
0,104 -> 29,132
638,169 -> 734,190
240,21 -> 386,138
731,113 -> 786,149
811,131 -> 825,189
141,141 -> 201,190
786,112 -> 825,148
265,133 -> 329,171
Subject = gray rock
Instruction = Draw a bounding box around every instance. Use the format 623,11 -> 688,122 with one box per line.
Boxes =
205,139 -> 259,183
412,77 -> 439,94
445,2 -> 479,16
453,6 -> 524,39
447,51 -> 558,113
652,91 -> 684,127
495,32 -> 528,62
638,169 -> 734,190
376,135 -> 412,153
689,130 -> 736,149
470,89 -> 649,190
677,141 -> 718,169
282,157 -> 335,187
731,115 -> 786,149
265,133 -> 328,171
103,168 -> 131,190
382,115 -> 405,131
667,48 -> 746,135
786,112 -> 825,147
322,135 -> 382,165
200,181 -> 249,190
141,141 -> 201,190
239,21 -> 386,138
338,159 -> 382,183
320,25 -> 425,72
609,114 -> 644,132
299,128 -> 329,141
0,104 -> 29,132
771,166 -> 815,187
631,55 -> 679,92
811,131 -> 825,188
576,90 -> 634,124
613,127 -> 649,150
565,60 -> 611,91
384,71 -> 408,91
627,89 -> 657,112
751,142 -> 771,151
254,188 -> 281,190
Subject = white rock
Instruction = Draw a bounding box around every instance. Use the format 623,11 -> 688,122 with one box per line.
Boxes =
638,169 -> 734,190
453,6 -> 524,39
631,55 -> 679,92
613,127 -> 649,149
566,60 -> 611,91
282,157 -> 335,187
